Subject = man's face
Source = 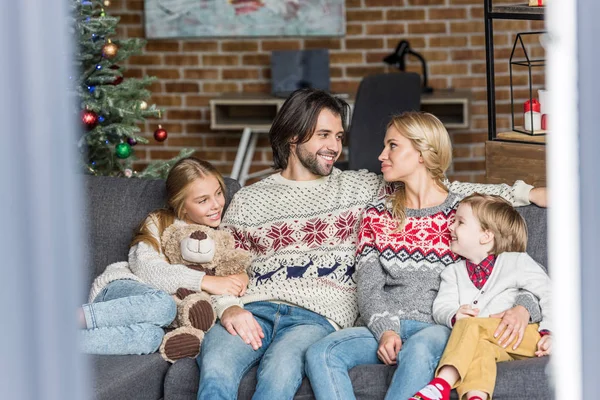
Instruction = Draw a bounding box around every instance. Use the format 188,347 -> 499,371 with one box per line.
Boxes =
292,108 -> 344,178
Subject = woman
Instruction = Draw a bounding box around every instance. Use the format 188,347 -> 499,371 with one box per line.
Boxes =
305,112 -> 541,400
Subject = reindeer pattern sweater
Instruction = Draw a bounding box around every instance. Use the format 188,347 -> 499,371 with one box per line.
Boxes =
217,168 -> 534,329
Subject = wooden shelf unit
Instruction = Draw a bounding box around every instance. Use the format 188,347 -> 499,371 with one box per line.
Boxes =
210,90 -> 472,131
484,1 -> 547,184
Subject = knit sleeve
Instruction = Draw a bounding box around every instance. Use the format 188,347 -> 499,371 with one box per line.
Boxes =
433,263 -> 461,328
356,208 -> 400,340
220,193 -> 252,252
128,215 -> 206,294
356,207 -> 377,265
445,180 -> 533,207
515,253 -> 552,331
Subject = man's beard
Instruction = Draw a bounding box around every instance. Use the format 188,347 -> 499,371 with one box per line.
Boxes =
296,144 -> 337,177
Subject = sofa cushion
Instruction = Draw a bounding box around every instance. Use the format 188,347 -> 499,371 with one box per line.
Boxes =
161,355 -> 550,400
517,204 -> 548,269
90,353 -> 169,400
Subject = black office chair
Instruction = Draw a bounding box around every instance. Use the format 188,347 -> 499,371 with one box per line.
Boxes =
337,72 -> 422,173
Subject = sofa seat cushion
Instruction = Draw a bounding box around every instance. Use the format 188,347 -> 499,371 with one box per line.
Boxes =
90,353 -> 169,400
162,356 -> 550,400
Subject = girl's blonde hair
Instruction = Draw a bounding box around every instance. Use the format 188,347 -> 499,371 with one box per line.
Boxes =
460,193 -> 528,254
387,112 -> 452,230
130,157 -> 226,252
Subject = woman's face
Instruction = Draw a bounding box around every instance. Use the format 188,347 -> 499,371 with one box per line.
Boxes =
378,125 -> 423,182
181,175 -> 225,228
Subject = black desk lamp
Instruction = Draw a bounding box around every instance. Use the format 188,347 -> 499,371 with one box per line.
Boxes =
383,40 -> 433,93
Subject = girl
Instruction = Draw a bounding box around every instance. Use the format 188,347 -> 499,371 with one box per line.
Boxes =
80,157 -> 249,355
305,112 -> 541,400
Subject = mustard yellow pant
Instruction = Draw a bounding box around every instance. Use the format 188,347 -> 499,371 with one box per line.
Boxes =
436,317 -> 540,400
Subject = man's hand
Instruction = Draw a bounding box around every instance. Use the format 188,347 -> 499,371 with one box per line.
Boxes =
377,330 -> 402,365
221,306 -> 264,350
455,304 -> 479,321
490,305 -> 530,350
529,187 -> 547,208
535,335 -> 552,357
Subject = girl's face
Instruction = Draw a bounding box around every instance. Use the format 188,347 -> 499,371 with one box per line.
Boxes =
182,175 -> 225,228
378,125 -> 423,182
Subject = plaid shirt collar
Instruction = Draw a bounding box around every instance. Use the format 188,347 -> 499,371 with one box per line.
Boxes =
465,254 -> 496,290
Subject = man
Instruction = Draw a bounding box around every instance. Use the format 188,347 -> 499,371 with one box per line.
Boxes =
197,89 -> 543,400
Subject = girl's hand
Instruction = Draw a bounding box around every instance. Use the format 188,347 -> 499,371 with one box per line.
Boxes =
232,272 -> 250,296
201,275 -> 246,296
535,335 -> 552,357
456,304 -> 479,321
377,330 -> 402,365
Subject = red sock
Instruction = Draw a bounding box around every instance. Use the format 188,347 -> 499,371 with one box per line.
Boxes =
409,377 -> 452,400
469,397 -> 484,400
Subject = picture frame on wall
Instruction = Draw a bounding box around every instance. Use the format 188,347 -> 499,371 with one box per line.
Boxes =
144,0 -> 345,38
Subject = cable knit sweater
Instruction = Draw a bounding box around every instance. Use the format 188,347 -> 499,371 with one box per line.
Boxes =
217,168 -> 534,329
357,188 -> 539,340
88,216 -> 207,302
433,252 -> 552,332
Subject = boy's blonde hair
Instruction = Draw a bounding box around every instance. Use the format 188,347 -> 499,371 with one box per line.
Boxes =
460,193 -> 528,254
387,112 -> 452,230
130,157 -> 226,252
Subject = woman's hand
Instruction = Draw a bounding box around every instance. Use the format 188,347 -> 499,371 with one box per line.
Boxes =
455,304 -> 479,321
529,187 -> 547,207
201,275 -> 247,296
490,305 -> 530,350
377,330 -> 402,365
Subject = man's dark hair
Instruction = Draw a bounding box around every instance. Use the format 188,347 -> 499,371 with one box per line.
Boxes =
269,88 -> 350,170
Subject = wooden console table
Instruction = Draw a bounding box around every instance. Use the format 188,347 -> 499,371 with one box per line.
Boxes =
210,91 -> 471,185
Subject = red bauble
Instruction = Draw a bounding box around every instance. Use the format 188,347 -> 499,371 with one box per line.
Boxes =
154,125 -> 168,142
81,109 -> 98,129
110,65 -> 123,85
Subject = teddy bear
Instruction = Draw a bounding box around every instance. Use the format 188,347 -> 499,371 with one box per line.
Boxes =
158,223 -> 251,363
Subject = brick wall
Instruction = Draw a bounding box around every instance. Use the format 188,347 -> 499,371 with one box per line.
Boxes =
110,0 -> 544,184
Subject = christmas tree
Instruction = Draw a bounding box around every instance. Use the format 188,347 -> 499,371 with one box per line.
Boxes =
74,0 -> 192,178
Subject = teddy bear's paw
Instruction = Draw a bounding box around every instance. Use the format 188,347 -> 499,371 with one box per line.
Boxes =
184,296 -> 216,332
175,288 -> 195,300
160,327 -> 204,363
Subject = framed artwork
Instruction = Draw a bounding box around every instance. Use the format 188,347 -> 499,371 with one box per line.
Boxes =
144,0 -> 345,38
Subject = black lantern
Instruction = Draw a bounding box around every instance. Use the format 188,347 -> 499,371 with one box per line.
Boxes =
383,40 -> 433,93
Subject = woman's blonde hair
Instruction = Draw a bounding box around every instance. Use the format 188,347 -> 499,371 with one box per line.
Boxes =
460,193 -> 528,254
387,112 -> 452,230
130,157 -> 226,252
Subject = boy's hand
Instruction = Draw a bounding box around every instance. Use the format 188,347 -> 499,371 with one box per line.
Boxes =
535,335 -> 552,357
455,304 -> 479,321
377,330 -> 402,365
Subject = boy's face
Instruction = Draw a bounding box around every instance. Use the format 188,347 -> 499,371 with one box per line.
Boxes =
449,203 -> 488,258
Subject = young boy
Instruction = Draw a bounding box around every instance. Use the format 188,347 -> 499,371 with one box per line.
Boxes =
410,193 -> 552,400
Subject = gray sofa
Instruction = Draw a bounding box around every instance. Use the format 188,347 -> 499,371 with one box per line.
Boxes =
85,175 -> 552,400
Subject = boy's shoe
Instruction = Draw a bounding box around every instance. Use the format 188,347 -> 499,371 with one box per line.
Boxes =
410,377 -> 451,400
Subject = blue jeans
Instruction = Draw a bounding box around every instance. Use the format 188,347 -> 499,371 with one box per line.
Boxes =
196,301 -> 336,400
79,279 -> 176,355
305,321 -> 451,400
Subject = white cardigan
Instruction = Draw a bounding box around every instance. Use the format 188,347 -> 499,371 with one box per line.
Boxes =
433,252 -> 552,332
